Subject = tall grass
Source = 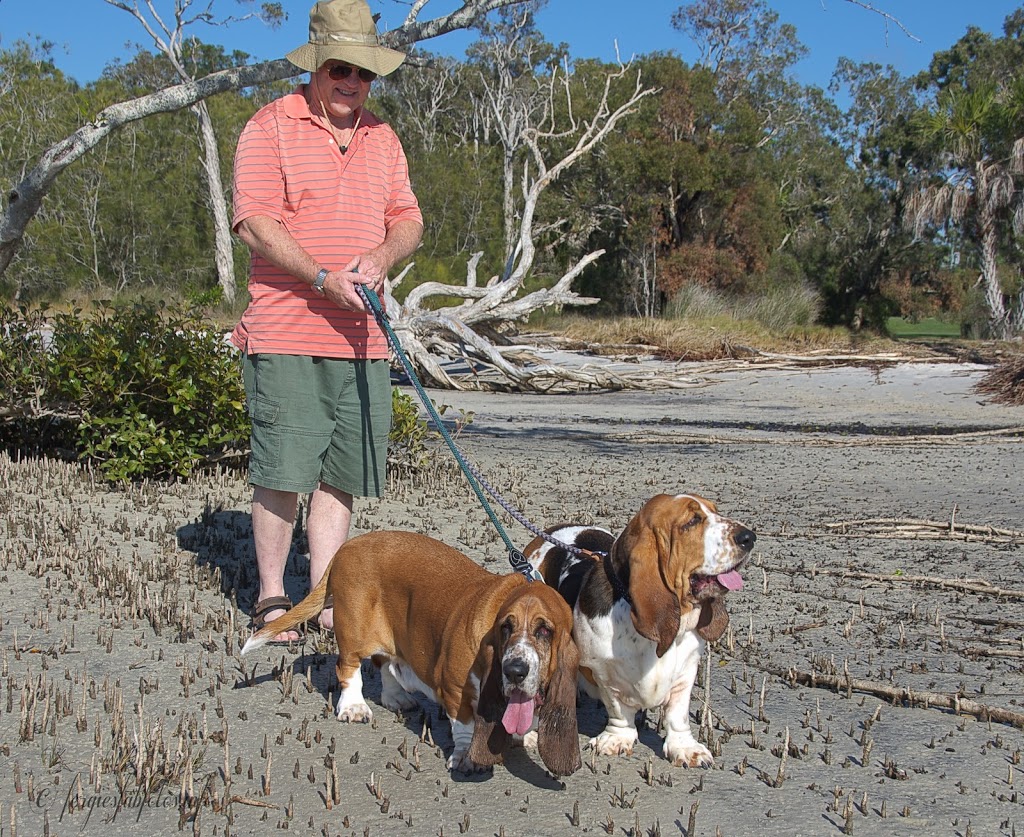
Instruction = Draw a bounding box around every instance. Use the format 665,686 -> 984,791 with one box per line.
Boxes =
666,283 -> 822,331
544,282 -> 890,360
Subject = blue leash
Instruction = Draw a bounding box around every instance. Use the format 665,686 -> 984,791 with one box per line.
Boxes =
355,284 -> 549,580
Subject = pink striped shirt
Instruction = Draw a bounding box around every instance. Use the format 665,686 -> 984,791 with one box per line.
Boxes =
230,87 -> 422,359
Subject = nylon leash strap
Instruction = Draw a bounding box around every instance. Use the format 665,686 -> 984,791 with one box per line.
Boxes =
355,284 -> 549,580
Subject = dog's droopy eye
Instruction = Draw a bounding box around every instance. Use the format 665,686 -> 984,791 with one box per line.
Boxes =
679,515 -> 702,531
501,620 -> 514,641
534,624 -> 553,641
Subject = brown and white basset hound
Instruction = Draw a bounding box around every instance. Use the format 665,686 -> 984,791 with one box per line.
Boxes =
243,530 -> 582,777
526,493 -> 755,768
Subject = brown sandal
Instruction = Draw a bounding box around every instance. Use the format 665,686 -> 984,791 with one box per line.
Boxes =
306,594 -> 334,634
251,596 -> 303,644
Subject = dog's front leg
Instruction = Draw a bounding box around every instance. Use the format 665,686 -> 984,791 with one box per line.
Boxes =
588,687 -> 639,757
661,661 -> 713,768
380,660 -> 421,713
447,718 -> 490,774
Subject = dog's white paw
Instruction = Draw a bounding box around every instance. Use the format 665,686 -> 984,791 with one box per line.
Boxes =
521,730 -> 538,750
336,701 -> 373,723
664,735 -> 713,768
380,686 -> 419,714
446,749 -> 490,774
587,729 -> 637,757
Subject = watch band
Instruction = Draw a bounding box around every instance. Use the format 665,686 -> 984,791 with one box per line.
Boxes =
312,268 -> 329,295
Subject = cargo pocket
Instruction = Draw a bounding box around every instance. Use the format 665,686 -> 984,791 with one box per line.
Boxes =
248,397 -> 282,473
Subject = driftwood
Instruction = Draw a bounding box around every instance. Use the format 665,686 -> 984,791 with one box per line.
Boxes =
824,516 -> 1024,544
770,512 -> 1024,545
731,652 -> 1024,729
378,62 -> 657,392
778,667 -> 1024,730
773,565 -> 1024,600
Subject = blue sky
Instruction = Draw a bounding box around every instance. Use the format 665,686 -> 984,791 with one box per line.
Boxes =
1,0 -> 1020,94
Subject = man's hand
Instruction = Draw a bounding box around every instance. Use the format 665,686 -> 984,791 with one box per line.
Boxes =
322,264 -> 377,311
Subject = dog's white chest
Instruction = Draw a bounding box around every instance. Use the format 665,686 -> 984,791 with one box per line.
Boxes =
575,601 -> 704,709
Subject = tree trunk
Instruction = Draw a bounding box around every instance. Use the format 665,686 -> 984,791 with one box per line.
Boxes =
977,206 -> 1009,338
0,60 -> 298,278
193,100 -> 236,305
0,0 -> 529,282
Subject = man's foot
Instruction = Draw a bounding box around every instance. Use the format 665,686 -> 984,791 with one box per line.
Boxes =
251,596 -> 303,644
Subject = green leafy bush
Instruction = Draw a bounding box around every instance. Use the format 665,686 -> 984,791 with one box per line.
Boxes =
0,300 -> 448,482
388,390 -> 474,478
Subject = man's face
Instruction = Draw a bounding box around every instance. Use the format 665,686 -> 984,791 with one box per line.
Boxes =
314,61 -> 372,123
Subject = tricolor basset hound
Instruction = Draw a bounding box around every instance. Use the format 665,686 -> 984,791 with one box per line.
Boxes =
243,531 -> 581,777
526,493 -> 755,768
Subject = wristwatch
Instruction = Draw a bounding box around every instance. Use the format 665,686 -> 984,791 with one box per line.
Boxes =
312,268 -> 329,295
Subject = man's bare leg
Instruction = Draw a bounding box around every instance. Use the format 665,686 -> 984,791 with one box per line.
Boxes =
307,483 -> 354,630
252,485 -> 301,642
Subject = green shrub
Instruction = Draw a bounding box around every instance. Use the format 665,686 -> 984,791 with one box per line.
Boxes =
45,300 -> 249,481
0,300 -> 445,482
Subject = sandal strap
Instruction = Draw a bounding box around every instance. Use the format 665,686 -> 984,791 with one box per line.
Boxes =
253,596 -> 292,620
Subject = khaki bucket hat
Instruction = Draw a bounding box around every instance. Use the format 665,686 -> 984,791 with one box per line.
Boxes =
286,0 -> 406,77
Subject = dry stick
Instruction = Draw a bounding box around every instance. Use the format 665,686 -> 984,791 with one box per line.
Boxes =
825,516 -> 1024,540
772,522 -> 1024,545
771,565 -> 1024,600
228,796 -> 279,809
959,647 -> 1024,659
773,667 -> 1024,729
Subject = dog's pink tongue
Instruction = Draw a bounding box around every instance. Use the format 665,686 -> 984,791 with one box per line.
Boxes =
502,689 -> 535,736
717,570 -> 743,591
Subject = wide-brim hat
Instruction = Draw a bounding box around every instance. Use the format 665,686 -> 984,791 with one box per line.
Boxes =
286,0 -> 406,77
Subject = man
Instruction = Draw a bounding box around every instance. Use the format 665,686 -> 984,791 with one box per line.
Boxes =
232,0 -> 423,641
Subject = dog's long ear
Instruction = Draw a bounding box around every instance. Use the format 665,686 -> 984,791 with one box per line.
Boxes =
468,632 -> 511,766
618,523 -> 679,658
696,597 -> 729,642
537,622 -> 581,777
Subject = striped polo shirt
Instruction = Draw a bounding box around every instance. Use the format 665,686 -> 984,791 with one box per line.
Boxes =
230,87 -> 422,359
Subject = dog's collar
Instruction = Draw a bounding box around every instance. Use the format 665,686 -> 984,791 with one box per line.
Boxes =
602,541 -> 632,604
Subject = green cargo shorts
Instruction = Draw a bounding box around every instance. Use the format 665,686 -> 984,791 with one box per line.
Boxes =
242,353 -> 392,497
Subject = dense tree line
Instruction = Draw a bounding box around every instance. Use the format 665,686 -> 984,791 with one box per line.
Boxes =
3,0 -> 1023,337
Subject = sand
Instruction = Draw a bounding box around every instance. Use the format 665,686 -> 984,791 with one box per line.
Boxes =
1,360 -> 1022,836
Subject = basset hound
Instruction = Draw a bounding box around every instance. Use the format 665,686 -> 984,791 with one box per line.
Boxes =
243,530 -> 582,777
526,493 -> 755,768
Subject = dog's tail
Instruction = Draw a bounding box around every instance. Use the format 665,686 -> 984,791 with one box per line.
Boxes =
241,555 -> 336,655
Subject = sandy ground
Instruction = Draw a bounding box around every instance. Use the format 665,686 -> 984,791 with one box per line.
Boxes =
2,360 -> 1023,836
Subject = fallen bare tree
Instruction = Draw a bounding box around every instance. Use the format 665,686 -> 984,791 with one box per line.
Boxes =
380,60 -> 657,392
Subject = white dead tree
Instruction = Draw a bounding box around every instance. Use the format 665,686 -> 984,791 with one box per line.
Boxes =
381,61 -> 657,391
102,0 -> 276,306
0,0 -> 525,278
465,7 -> 547,259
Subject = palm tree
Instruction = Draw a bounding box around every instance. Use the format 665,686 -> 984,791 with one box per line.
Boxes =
906,83 -> 1024,339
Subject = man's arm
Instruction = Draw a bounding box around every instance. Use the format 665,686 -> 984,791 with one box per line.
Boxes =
354,220 -> 424,288
236,214 -> 404,312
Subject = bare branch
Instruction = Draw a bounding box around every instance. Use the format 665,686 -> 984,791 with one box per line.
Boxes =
839,0 -> 921,44
0,0 -> 529,277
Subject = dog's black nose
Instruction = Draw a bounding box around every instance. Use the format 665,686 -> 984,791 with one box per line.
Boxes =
734,527 -> 756,551
503,658 -> 529,685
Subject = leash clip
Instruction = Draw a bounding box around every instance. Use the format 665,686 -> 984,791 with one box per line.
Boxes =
508,547 -> 543,582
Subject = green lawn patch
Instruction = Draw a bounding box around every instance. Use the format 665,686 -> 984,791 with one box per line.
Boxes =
885,317 -> 961,339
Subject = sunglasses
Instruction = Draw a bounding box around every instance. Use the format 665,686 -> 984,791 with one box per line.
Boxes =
327,64 -> 377,83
